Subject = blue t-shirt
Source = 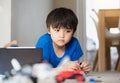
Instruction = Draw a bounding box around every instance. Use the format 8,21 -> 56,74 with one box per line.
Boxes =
36,33 -> 83,67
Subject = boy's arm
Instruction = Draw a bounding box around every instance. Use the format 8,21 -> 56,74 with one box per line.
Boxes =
53,60 -> 91,73
53,60 -> 80,72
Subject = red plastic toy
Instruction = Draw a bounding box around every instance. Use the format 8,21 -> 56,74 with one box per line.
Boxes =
56,70 -> 85,83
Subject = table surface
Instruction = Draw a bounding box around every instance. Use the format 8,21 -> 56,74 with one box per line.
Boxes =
63,71 -> 120,83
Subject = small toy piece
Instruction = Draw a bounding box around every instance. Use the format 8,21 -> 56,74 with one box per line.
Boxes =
89,78 -> 96,82
56,70 -> 86,83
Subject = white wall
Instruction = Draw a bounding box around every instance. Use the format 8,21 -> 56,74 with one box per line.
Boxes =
76,0 -> 86,59
53,0 -> 77,13
11,0 -> 54,46
0,0 -> 11,47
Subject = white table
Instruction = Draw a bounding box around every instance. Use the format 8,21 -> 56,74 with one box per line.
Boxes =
64,71 -> 120,83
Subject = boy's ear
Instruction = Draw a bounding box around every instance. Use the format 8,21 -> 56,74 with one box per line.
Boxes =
47,28 -> 50,34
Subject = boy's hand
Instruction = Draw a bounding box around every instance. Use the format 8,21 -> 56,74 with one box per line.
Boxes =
56,60 -> 91,73
62,61 -> 80,71
80,61 -> 91,73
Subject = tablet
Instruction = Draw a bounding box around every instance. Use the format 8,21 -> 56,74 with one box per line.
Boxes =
0,47 -> 42,75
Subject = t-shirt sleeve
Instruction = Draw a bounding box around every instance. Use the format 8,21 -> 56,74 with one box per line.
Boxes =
68,38 -> 83,61
35,34 -> 51,61
36,37 -> 42,48
71,42 -> 83,60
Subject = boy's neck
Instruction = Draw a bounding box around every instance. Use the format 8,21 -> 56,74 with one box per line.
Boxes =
53,43 -> 65,57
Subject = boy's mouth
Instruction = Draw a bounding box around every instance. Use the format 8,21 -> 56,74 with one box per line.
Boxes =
58,39 -> 64,43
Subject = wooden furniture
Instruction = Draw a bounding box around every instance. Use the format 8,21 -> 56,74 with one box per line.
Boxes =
93,9 -> 120,72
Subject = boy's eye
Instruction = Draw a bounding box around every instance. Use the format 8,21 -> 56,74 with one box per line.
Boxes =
66,30 -> 71,32
54,28 -> 60,32
66,29 -> 72,33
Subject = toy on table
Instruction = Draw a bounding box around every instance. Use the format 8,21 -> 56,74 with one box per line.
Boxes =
56,69 -> 86,83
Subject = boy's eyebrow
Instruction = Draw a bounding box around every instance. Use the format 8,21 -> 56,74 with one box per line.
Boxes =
52,24 -> 73,29
66,27 -> 72,29
66,25 -> 72,29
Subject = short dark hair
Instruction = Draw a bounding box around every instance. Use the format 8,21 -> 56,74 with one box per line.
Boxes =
46,7 -> 78,33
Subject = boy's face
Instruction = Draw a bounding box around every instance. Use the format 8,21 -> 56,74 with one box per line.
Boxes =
48,26 -> 74,47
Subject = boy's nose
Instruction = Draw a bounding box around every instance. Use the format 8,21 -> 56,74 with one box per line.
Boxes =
60,31 -> 65,38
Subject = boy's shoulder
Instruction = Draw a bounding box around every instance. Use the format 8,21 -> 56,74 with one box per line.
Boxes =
70,36 -> 79,44
39,33 -> 51,40
66,37 -> 81,48
36,33 -> 52,47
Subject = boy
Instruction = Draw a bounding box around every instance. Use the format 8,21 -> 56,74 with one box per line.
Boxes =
36,7 -> 91,72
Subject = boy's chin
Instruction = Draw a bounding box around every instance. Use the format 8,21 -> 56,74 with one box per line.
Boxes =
56,43 -> 66,47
